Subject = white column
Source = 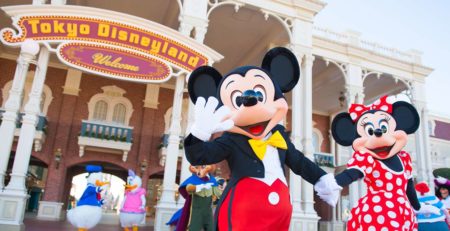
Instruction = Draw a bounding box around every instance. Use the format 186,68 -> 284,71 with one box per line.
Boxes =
180,101 -> 194,183
179,19 -> 206,186
290,51 -> 304,216
421,106 -> 434,188
154,74 -> 185,229
155,1 -> 210,228
344,63 -> 367,208
411,82 -> 427,182
300,54 -> 316,214
0,40 -> 40,231
5,47 -> 49,193
177,2 -> 209,206
0,40 -> 39,189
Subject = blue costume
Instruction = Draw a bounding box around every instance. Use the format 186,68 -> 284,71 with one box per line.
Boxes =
77,183 -> 102,207
77,165 -> 103,207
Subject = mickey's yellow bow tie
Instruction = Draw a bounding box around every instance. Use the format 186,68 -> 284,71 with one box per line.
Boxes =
248,131 -> 287,160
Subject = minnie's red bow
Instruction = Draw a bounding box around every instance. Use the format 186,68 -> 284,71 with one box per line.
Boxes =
348,95 -> 392,122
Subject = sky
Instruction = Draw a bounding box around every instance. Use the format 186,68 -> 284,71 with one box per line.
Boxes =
314,0 -> 450,117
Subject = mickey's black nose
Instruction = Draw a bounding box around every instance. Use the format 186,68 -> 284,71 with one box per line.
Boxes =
241,90 -> 259,107
374,128 -> 383,137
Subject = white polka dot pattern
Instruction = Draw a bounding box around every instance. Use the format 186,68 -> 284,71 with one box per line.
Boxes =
345,151 -> 417,230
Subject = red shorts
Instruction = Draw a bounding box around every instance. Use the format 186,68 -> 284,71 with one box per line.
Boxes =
218,177 -> 292,231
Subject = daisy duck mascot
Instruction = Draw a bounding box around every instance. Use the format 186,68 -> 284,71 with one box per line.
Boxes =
67,165 -> 109,231
120,169 -> 146,231
331,95 -> 440,231
176,165 -> 221,231
184,47 -> 341,230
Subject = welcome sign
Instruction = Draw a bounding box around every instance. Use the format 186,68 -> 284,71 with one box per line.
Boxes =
0,6 -> 222,83
58,42 -> 171,82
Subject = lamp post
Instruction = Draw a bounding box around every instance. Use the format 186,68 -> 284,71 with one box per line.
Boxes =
140,159 -> 148,176
54,148 -> 62,169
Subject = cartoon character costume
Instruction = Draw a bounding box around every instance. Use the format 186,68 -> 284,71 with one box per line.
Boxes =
184,47 -> 341,230
67,165 -> 109,231
414,181 -> 449,231
176,165 -> 221,231
434,168 -> 450,227
332,95 -> 440,231
120,169 -> 146,231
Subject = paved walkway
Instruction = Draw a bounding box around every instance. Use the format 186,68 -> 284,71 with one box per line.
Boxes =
24,216 -> 156,231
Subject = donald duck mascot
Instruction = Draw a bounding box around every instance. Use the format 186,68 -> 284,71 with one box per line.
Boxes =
67,165 -> 109,231
119,169 -> 146,231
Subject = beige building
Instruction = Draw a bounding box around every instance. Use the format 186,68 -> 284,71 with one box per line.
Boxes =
0,1 -> 441,231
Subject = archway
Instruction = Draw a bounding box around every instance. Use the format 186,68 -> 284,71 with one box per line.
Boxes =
205,5 -> 290,73
363,73 -> 410,104
63,161 -> 128,217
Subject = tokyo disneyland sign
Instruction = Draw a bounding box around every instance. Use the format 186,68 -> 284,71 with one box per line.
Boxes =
0,5 -> 222,83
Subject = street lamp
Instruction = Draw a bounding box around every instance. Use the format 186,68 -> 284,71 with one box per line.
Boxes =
140,159 -> 148,176
54,148 -> 62,169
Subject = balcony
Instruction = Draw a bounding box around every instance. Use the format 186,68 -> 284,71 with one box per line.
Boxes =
314,152 -> 335,172
0,109 -> 48,152
78,120 -> 133,162
157,134 -> 184,166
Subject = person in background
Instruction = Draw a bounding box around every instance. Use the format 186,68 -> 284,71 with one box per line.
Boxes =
415,181 -> 449,231
435,175 -> 450,228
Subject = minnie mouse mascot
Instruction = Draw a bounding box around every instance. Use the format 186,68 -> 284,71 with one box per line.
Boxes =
332,95 -> 440,231
184,47 -> 341,230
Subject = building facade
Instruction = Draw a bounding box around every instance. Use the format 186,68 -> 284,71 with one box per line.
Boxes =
0,0 -> 441,231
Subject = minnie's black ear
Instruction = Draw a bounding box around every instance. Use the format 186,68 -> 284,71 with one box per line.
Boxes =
331,112 -> 358,146
261,47 -> 300,93
391,101 -> 420,134
187,66 -> 223,103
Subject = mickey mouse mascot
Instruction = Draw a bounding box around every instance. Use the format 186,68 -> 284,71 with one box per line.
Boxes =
184,47 -> 341,230
331,95 -> 440,231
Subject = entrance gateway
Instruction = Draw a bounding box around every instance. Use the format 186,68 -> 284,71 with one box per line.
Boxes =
0,4 -> 222,231
1,5 -> 222,82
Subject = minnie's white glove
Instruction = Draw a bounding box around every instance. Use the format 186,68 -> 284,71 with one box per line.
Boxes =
314,173 -> 342,207
415,203 -> 441,215
190,97 -> 234,141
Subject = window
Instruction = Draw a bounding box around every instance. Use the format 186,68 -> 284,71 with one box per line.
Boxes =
87,86 -> 133,126
312,126 -> 324,153
112,103 -> 126,124
312,132 -> 320,152
2,71 -> 53,115
93,100 -> 108,121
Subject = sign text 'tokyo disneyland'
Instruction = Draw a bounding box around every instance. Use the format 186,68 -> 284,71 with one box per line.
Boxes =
0,15 -> 208,82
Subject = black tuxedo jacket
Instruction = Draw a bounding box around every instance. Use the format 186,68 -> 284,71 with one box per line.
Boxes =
184,124 -> 326,230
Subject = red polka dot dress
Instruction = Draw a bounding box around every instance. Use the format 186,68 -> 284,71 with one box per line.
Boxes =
346,151 -> 418,231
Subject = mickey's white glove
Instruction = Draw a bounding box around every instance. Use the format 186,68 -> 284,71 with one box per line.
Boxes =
415,203 -> 441,215
190,97 -> 234,141
314,173 -> 342,207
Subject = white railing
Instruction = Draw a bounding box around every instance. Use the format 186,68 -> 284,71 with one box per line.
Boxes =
313,26 -> 419,64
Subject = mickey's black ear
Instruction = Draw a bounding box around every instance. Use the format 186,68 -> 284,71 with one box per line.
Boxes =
331,112 -> 358,146
187,66 -> 223,103
391,101 -> 420,134
261,47 -> 300,93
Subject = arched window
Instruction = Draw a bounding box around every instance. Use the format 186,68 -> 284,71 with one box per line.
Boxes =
312,132 -> 320,152
2,71 -> 54,115
112,103 -> 126,124
87,86 -> 134,126
93,100 -> 108,121
40,92 -> 46,112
